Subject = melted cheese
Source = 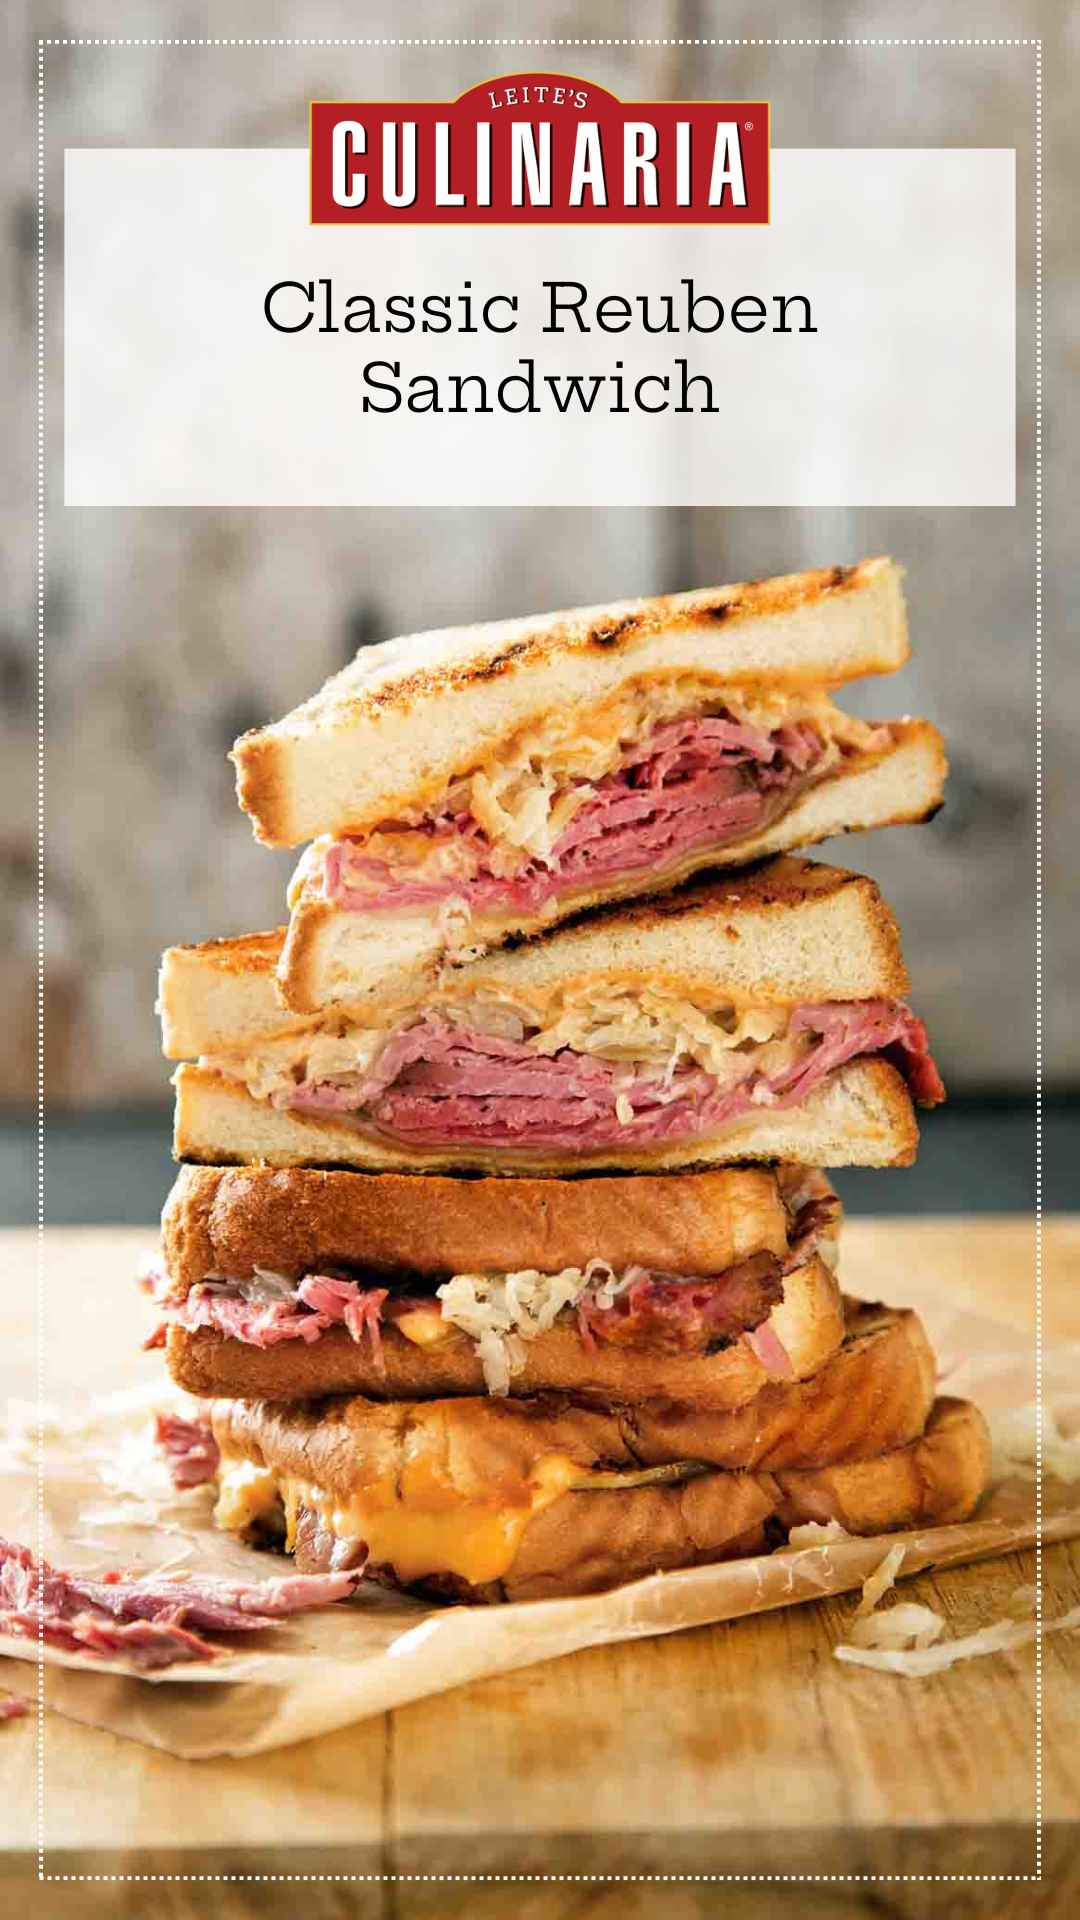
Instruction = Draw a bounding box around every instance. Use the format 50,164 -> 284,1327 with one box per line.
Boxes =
214,1450 -> 581,1587
394,1305 -> 455,1348
212,1458 -> 281,1534
289,1451 -> 581,1586
214,1449 -> 707,1586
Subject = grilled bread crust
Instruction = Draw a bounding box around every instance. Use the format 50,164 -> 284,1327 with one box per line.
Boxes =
160,1162 -> 791,1294
446,853 -> 909,1002
167,1253 -> 844,1410
173,1055 -> 920,1175
159,929 -> 314,1062
278,720 -> 944,1012
233,558 -> 910,846
160,854 -> 911,1057
213,1392 -> 990,1603
486,1396 -> 990,1601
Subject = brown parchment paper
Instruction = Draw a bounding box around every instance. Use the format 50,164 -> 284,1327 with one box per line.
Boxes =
2,1297 -> 1078,1758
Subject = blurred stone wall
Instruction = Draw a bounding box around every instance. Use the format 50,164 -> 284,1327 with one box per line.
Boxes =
2,2 -> 1070,1106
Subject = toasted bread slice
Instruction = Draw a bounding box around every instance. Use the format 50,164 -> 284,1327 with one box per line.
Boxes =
279,720 -> 943,1013
201,1299 -> 930,1469
173,1055 -> 919,1174
160,856 -> 910,1055
233,558 -> 910,847
160,1162 -> 791,1294
406,852 -> 910,1007
167,1254 -> 843,1411
211,1393 -> 990,1603
158,930 -> 310,1061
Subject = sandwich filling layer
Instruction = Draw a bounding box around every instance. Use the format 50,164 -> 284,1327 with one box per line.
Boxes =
291,687 -> 891,936
146,1175 -> 839,1395
202,981 -> 944,1158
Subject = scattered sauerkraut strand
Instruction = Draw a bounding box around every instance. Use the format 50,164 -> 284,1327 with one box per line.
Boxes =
785,1520 -> 852,1549
835,1539 -> 1080,1675
835,1603 -> 1080,1676
846,1602 -> 946,1652
855,1542 -> 906,1616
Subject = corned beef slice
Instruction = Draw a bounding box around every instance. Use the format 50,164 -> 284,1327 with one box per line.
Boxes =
786,1001 -> 946,1107
324,713 -> 826,913
577,1252 -> 783,1352
287,999 -> 944,1150
299,1274 -> 388,1363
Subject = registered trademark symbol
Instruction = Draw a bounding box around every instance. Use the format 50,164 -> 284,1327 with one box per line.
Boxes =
744,121 -> 754,132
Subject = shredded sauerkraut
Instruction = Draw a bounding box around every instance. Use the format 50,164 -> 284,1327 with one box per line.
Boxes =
834,1540 -> 1080,1676
203,1021 -> 386,1103
436,1261 -> 634,1394
466,764 -> 590,871
845,1602 -> 946,1653
835,1604 -> 1080,1676
856,1543 -> 906,1616
786,1520 -> 852,1549
516,982 -> 791,1078
203,978 -> 797,1107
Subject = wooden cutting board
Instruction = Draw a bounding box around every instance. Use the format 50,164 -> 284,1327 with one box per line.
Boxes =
1,1218 -> 1078,1917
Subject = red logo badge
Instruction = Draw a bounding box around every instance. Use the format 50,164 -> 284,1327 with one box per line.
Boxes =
310,73 -> 770,225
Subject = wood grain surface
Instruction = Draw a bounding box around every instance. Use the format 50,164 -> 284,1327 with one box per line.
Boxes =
0,1219 -> 1077,1916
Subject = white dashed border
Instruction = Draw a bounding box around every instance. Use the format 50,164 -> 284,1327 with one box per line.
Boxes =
35,33 -> 1044,1887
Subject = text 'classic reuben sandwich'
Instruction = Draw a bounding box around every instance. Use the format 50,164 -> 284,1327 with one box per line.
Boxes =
146,555 -> 989,1609
231,559 -> 945,1010
162,858 -> 944,1176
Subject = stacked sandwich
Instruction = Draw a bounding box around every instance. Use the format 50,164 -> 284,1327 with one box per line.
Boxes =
150,558 -> 990,1603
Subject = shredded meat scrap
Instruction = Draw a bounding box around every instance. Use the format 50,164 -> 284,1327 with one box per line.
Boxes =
0,1536 -> 362,1670
154,1411 -> 221,1489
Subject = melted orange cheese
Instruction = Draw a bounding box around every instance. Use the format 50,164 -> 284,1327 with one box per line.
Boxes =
299,1451 -> 581,1586
394,1305 -> 454,1348
214,1450 -> 580,1587
212,1458 -> 281,1533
